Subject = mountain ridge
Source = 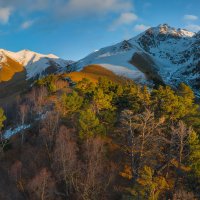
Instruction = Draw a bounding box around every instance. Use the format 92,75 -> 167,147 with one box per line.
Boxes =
72,24 -> 200,96
0,49 -> 73,81
0,24 -> 199,97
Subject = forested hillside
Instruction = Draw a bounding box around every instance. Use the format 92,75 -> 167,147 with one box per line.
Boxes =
0,72 -> 200,200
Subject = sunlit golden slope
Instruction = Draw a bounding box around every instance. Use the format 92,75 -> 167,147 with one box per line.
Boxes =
0,55 -> 24,82
68,64 -> 124,83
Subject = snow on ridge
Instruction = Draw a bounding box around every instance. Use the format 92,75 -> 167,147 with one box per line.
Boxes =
178,29 -> 195,37
151,24 -> 196,38
74,24 -> 200,97
0,49 -> 72,79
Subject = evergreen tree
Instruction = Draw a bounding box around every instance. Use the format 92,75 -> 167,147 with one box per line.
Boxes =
115,84 -> 123,96
0,108 -> 6,152
36,75 -> 57,93
61,91 -> 83,115
93,88 -> 113,113
76,78 -> 95,95
98,110 -> 116,133
0,108 -> 6,131
78,108 -> 105,139
139,85 -> 151,108
151,86 -> 180,120
177,83 -> 200,129
132,166 -> 169,200
98,77 -> 114,94
178,83 -> 195,101
188,130 -> 200,177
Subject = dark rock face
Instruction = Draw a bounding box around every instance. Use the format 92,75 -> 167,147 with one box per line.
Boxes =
130,52 -> 163,84
120,40 -> 133,51
134,24 -> 200,95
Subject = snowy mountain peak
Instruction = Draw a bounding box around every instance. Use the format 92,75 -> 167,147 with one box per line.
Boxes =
73,24 -> 200,96
145,24 -> 196,38
0,49 -> 73,80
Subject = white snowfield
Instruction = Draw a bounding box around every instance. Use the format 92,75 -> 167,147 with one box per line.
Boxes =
75,40 -> 147,83
0,49 -> 72,79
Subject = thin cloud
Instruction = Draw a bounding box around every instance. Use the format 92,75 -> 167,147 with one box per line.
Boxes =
0,0 -> 135,31
134,24 -> 150,32
0,0 -> 49,12
186,24 -> 200,32
55,0 -> 133,19
0,7 -> 13,24
110,12 -> 138,31
143,2 -> 152,8
0,0 -> 133,18
184,14 -> 198,21
21,20 -> 35,29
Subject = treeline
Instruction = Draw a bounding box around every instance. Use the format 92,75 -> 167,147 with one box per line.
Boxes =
0,74 -> 200,200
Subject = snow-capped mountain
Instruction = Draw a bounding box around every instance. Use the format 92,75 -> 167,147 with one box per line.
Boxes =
73,24 -> 200,96
0,49 -> 72,81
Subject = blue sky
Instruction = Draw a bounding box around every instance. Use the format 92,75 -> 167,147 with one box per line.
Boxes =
0,0 -> 199,60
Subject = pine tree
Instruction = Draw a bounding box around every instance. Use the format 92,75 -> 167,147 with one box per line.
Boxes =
177,83 -> 200,129
140,85 -> 151,108
78,108 -> 105,139
97,77 -> 114,94
0,108 -> 6,152
61,91 -> 83,115
0,108 -> 6,131
133,166 -> 169,200
151,86 -> 180,120
76,78 -> 95,95
178,83 -> 195,101
36,75 -> 57,93
92,88 -> 113,113
188,130 -> 200,177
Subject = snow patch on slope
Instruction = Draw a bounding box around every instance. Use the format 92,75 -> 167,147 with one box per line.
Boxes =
101,64 -> 146,80
3,124 -> 31,139
74,40 -> 147,83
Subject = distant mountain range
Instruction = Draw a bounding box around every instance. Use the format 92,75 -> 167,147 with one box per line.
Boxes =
73,24 -> 200,96
0,49 -> 73,81
0,24 -> 200,98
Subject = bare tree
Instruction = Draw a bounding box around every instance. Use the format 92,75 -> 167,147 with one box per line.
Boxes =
53,126 -> 114,200
171,121 -> 191,166
80,137 -> 113,200
10,160 -> 25,195
18,103 -> 29,144
28,168 -> 56,200
26,88 -> 37,119
120,108 -> 165,180
53,126 -> 80,198
28,86 -> 48,117
173,188 -> 197,200
41,111 -> 60,161
170,121 -> 191,192
10,160 -> 22,182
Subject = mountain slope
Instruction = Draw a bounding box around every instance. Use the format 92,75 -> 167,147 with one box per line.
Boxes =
68,64 -> 125,83
0,51 -> 24,82
0,49 -> 73,81
72,24 -> 200,96
0,49 -> 72,107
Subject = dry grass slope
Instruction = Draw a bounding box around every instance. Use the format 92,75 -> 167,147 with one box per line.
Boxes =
0,55 -> 24,82
0,70 -> 29,107
68,64 -> 124,83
